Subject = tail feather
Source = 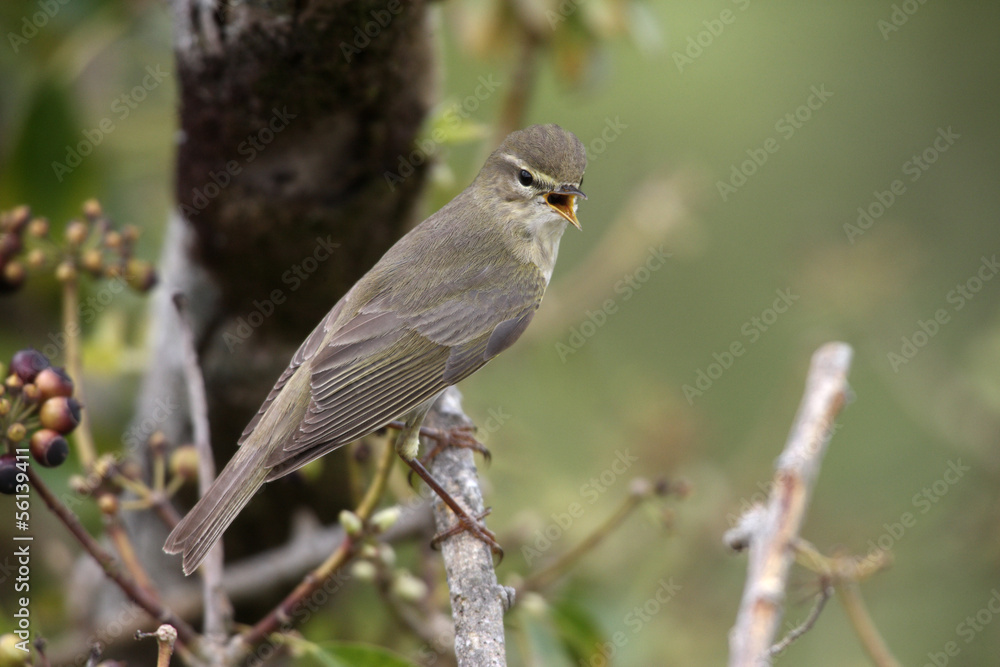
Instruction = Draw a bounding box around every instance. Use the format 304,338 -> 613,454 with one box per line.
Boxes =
164,443 -> 270,575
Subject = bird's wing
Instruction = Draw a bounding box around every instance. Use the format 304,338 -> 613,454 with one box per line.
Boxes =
236,298 -> 346,446
263,266 -> 545,476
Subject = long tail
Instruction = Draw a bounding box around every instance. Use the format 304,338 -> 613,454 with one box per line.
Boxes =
164,441 -> 270,575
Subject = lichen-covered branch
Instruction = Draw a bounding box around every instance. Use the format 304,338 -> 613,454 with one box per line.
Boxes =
425,388 -> 508,667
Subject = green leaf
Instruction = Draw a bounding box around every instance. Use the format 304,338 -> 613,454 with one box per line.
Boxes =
550,597 -> 608,664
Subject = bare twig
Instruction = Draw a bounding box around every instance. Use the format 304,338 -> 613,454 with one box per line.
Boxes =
836,582 -> 901,667
26,466 -> 198,646
62,278 -> 97,468
173,293 -> 230,645
425,388 -> 507,667
727,342 -> 853,667
136,624 -> 178,667
519,478 -> 659,595
226,435 -> 398,662
768,585 -> 832,658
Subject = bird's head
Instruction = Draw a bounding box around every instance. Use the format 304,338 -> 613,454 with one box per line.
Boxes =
477,124 -> 588,235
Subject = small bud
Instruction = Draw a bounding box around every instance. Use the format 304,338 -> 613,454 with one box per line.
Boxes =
30,429 -> 69,468
97,493 -> 119,515
65,220 -> 89,246
122,225 -> 140,242
168,445 -> 199,481
0,632 -> 31,665
0,398 -> 9,416
377,543 -> 396,567
104,230 -> 122,250
0,456 -> 19,495
391,571 -> 428,602
10,347 -> 49,382
69,475 -> 90,495
5,375 -> 23,392
7,205 -> 31,233
0,266 -> 24,294
81,248 -> 104,275
125,259 -> 157,292
350,560 -> 377,582
35,366 -> 74,401
21,383 -> 40,403
104,263 -> 122,279
520,592 -> 548,617
93,453 -> 116,481
39,396 -> 82,434
6,422 -> 26,443
371,506 -> 401,533
27,248 -> 46,269
56,261 -> 77,282
629,477 -> 653,498
82,199 -> 102,220
148,430 -> 168,453
359,544 -> 379,560
339,510 -> 363,536
28,217 -> 49,238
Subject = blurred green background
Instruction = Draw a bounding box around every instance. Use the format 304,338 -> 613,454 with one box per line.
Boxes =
2,1 -> 999,665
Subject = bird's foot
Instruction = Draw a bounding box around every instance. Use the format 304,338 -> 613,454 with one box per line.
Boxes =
403,456 -> 504,561
430,506 -> 503,560
418,423 -> 491,465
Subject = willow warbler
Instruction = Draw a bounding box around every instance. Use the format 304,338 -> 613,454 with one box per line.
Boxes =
165,124 -> 587,574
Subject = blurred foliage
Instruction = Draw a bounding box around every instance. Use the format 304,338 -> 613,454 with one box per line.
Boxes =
1,0 -> 1000,665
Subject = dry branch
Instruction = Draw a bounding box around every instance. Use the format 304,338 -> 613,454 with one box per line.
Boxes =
726,342 -> 853,666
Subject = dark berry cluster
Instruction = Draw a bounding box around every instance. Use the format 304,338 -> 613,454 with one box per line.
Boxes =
0,348 -> 80,493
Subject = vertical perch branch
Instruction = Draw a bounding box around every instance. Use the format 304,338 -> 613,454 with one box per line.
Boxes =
727,342 -> 853,666
173,293 -> 230,648
426,388 -> 508,667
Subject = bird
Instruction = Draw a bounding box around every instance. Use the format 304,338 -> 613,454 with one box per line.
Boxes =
165,123 -> 587,575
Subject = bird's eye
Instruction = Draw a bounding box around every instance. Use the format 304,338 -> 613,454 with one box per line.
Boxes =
517,169 -> 534,187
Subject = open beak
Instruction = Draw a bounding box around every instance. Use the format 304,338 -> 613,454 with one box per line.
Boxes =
546,184 -> 587,230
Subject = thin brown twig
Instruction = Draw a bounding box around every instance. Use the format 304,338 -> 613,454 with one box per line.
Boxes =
173,293 -> 230,644
835,581 -> 902,667
490,32 -> 541,152
519,482 -> 648,594
104,511 -> 156,594
727,342 -> 854,667
62,278 -> 97,469
26,466 -> 198,646
768,584 -> 832,658
227,435 -> 398,661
